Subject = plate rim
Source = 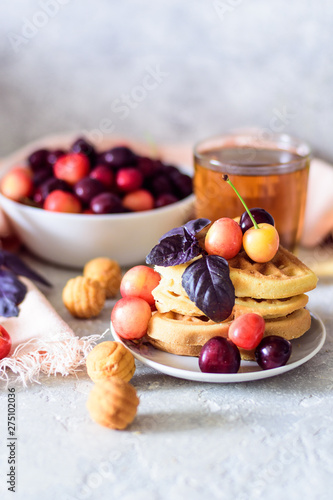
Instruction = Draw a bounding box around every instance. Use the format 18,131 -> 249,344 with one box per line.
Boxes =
110,311 -> 326,383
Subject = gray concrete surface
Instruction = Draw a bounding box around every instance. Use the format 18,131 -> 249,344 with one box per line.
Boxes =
0,251 -> 332,500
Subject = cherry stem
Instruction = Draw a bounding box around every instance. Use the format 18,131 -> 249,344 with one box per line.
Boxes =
222,175 -> 259,230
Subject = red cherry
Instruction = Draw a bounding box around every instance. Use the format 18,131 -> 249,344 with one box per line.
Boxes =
116,168 -> 143,192
120,265 -> 160,305
43,190 -> 82,213
0,325 -> 12,359
205,218 -> 243,260
0,167 -> 33,201
123,189 -> 154,212
89,165 -> 114,189
111,297 -> 151,339
53,153 -> 90,186
228,313 -> 265,350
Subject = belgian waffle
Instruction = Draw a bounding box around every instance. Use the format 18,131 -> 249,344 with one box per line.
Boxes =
146,308 -> 311,360
153,281 -> 204,317
148,245 -> 317,361
154,246 -> 317,301
233,294 -> 308,319
228,246 -> 318,299
153,278 -> 308,319
153,248 -> 314,318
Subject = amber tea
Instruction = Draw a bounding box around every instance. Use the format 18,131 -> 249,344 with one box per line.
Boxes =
194,135 -> 311,251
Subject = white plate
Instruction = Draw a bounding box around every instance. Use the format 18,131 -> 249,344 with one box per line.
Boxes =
110,312 -> 326,383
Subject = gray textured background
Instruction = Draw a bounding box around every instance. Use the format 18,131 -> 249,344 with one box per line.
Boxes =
1,0 -> 332,159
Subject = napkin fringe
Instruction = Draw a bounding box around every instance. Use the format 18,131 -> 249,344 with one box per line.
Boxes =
0,329 -> 108,387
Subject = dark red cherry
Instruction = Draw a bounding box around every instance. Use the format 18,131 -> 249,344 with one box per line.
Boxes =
148,173 -> 173,197
70,137 -> 96,164
74,177 -> 105,205
155,193 -> 179,208
28,149 -> 49,172
199,337 -> 241,374
34,177 -> 72,204
32,167 -> 53,186
98,146 -> 137,168
255,335 -> 292,370
137,156 -> 161,178
46,149 -> 66,167
90,192 -> 124,214
170,172 -> 193,199
240,208 -> 275,234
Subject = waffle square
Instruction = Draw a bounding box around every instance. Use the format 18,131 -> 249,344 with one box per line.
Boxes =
228,246 -> 318,299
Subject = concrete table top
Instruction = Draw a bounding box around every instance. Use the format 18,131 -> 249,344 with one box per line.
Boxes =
0,251 -> 332,500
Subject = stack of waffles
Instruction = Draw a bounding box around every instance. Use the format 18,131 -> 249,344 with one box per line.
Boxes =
147,246 -> 318,360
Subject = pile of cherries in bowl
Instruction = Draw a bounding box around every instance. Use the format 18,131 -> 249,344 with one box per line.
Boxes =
1,137 -> 193,214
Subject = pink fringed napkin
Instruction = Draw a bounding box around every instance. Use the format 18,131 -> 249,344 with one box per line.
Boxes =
0,278 -> 104,386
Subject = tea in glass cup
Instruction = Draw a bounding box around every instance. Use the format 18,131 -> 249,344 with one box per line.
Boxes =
193,132 -> 311,251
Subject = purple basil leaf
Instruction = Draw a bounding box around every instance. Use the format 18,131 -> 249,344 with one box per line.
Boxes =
158,227 -> 183,241
0,269 -> 27,317
1,250 -> 51,287
159,218 -> 210,241
148,218 -> 211,266
0,269 -> 27,304
146,233 -> 202,266
182,255 -> 235,323
0,294 -> 19,317
183,218 -> 211,238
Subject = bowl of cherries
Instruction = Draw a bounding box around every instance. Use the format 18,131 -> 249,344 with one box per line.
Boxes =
0,136 -> 194,267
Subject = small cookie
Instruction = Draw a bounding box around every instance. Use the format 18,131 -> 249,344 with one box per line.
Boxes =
87,378 -> 139,430
62,276 -> 105,318
84,257 -> 122,298
86,341 -> 135,383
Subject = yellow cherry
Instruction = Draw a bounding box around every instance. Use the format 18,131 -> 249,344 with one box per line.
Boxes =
243,223 -> 280,263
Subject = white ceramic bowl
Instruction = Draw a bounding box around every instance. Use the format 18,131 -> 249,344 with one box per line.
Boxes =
0,133 -> 194,268
0,192 -> 194,268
